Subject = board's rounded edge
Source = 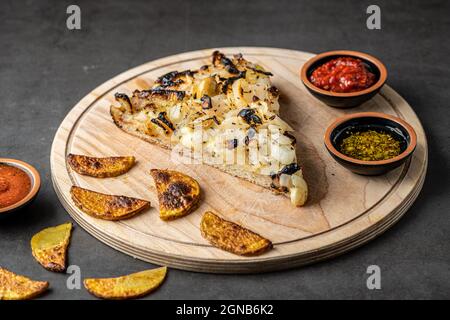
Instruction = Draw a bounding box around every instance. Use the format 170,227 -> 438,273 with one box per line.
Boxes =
50,47 -> 429,273
52,163 -> 426,273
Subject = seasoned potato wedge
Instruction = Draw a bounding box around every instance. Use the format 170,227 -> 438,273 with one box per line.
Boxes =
84,267 -> 167,300
67,154 -> 135,178
150,169 -> 200,221
0,267 -> 49,300
200,211 -> 272,256
31,222 -> 72,272
70,186 -> 150,220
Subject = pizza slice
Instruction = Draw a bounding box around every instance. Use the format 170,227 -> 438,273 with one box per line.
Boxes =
110,51 -> 308,206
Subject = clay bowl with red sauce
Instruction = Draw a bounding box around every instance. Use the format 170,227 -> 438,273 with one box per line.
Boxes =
324,112 -> 417,175
0,158 -> 41,217
301,50 -> 387,108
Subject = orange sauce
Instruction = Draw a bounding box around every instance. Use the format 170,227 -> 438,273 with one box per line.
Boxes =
0,164 -> 31,208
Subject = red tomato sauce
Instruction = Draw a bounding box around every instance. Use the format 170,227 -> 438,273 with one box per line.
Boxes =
310,57 -> 376,93
0,164 -> 31,208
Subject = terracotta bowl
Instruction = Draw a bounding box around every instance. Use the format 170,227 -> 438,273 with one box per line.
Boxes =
301,50 -> 387,108
0,158 -> 41,216
324,112 -> 417,175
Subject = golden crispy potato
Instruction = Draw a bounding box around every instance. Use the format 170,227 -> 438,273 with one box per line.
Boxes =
67,154 -> 135,178
200,211 -> 272,256
150,169 -> 200,221
31,222 -> 72,272
84,267 -> 167,300
0,267 -> 49,300
70,186 -> 150,220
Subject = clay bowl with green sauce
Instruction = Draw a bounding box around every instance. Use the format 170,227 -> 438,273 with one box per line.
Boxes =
324,112 -> 417,175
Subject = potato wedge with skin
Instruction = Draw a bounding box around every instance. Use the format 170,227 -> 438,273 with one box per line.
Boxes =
31,222 -> 72,272
200,211 -> 273,256
150,169 -> 200,221
84,267 -> 167,300
70,186 -> 150,220
0,267 -> 49,300
67,154 -> 135,178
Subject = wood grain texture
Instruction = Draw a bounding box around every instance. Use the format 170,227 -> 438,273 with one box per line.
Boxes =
50,47 -> 428,273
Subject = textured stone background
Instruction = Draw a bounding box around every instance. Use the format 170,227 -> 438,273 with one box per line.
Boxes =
0,0 -> 448,299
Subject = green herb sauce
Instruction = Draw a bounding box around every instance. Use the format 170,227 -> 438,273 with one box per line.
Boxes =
340,130 -> 401,161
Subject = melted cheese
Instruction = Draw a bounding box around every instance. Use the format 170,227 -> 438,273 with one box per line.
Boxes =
116,54 -> 307,206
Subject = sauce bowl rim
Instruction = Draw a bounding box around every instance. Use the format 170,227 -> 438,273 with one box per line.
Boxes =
0,158 -> 41,214
300,50 -> 388,97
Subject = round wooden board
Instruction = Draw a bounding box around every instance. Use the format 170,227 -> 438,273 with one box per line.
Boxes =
51,47 -> 428,273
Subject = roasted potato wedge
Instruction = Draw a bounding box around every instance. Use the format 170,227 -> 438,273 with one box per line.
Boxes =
67,154 -> 135,178
150,169 -> 200,221
200,211 -> 273,256
70,186 -> 150,220
84,267 -> 167,300
31,222 -> 72,272
0,267 -> 49,300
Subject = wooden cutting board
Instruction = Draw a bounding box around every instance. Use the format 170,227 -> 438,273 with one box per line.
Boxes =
50,47 -> 427,273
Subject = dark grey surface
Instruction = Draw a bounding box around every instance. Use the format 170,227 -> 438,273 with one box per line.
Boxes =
0,0 -> 449,300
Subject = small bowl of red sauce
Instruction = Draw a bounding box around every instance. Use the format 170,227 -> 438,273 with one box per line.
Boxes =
301,50 -> 387,108
0,159 -> 40,216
